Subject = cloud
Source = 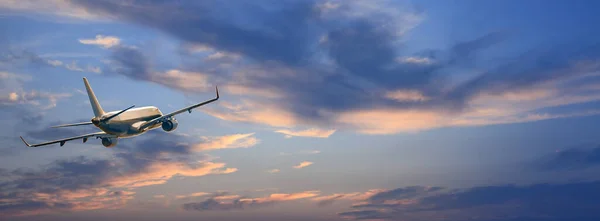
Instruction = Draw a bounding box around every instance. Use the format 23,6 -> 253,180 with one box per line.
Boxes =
151,70 -> 210,92
0,46 -> 69,68
337,182 -> 600,221
1,90 -> 71,110
279,150 -> 321,156
60,0 -> 600,135
293,161 -> 313,169
78,35 -> 121,48
275,128 -> 336,138
106,45 -> 215,92
64,61 -> 102,73
312,189 -> 384,206
0,0 -> 103,20
182,190 -> 320,212
266,169 -> 280,174
536,144 -> 600,171
396,56 -> 434,65
0,132 -> 238,216
204,100 -> 300,128
193,133 -> 259,151
0,45 -> 102,74
175,192 -> 210,200
105,161 -> 235,188
384,89 -> 430,102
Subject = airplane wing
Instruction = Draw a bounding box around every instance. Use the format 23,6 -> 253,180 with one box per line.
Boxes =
20,132 -> 112,147
138,86 -> 219,131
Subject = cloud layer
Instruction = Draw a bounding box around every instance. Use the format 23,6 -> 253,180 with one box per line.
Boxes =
53,0 -> 600,135
336,182 -> 600,221
0,131 -> 244,216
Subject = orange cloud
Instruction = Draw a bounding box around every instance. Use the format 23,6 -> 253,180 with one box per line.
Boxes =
151,69 -> 211,92
201,64 -> 600,135
239,191 -> 320,203
176,192 -> 210,199
203,100 -> 298,128
79,35 -> 121,48
293,161 -> 313,169
193,133 -> 259,151
385,89 -> 430,102
275,128 -> 336,138
337,109 -> 445,134
19,189 -> 137,216
106,161 -> 237,188
224,84 -> 283,98
312,189 -> 386,205
213,195 -> 241,201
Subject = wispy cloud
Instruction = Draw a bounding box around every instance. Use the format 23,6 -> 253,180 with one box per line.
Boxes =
0,0 -> 103,20
312,189 -> 385,206
1,90 -> 71,110
536,144 -> 600,171
275,128 -> 336,138
279,150 -> 321,156
0,132 -> 239,216
79,35 -> 121,48
293,161 -> 313,169
64,61 -> 102,73
175,192 -> 210,200
182,190 -> 320,212
193,133 -> 259,151
266,169 -> 280,174
338,182 -> 600,221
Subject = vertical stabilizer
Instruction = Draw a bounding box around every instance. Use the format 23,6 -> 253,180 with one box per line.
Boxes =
83,78 -> 105,117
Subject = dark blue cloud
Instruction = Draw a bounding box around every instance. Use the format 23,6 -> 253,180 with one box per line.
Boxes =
340,181 -> 600,221
70,0 -> 322,66
367,186 -> 443,203
68,0 -> 600,130
537,144 -> 600,171
0,130 -> 208,216
109,45 -> 152,81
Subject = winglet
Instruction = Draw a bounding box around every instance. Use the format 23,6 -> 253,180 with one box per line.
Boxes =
215,86 -> 219,100
19,136 -> 32,147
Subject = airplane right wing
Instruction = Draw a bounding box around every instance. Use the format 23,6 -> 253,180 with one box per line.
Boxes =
20,132 -> 113,147
137,86 -> 219,131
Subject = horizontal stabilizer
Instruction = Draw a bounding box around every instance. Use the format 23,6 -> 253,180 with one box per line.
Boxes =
51,122 -> 94,128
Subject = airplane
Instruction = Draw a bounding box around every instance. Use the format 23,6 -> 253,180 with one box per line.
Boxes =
19,77 -> 219,148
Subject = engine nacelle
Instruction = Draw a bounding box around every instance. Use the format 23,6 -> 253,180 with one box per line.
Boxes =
101,137 -> 118,148
161,119 -> 178,132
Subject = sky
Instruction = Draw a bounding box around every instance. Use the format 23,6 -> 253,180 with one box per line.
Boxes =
1,0 -> 600,220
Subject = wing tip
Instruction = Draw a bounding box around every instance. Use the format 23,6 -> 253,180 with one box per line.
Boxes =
215,86 -> 219,99
19,136 -> 32,147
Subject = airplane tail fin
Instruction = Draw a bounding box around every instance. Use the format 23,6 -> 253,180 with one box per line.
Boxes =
83,77 -> 105,117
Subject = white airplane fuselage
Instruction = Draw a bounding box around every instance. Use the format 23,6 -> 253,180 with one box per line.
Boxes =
93,106 -> 165,138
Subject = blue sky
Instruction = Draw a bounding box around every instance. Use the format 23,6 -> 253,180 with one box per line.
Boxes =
2,0 -> 600,220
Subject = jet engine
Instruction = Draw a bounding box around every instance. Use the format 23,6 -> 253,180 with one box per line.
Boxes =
161,118 -> 178,132
101,137 -> 118,148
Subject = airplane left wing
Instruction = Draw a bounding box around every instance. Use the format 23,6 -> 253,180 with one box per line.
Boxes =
20,132 -> 112,147
138,86 -> 219,131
